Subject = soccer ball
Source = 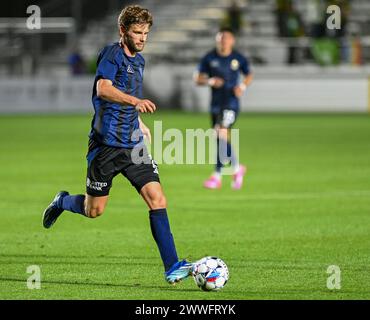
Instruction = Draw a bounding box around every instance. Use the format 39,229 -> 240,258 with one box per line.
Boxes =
192,256 -> 229,291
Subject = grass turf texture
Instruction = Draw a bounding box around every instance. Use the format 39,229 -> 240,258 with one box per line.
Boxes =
0,112 -> 369,300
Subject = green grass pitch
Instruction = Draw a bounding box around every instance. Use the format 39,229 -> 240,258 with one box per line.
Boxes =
0,112 -> 369,300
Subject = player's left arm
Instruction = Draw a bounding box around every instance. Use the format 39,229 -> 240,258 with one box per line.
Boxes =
138,116 -> 151,144
233,56 -> 253,98
233,73 -> 253,98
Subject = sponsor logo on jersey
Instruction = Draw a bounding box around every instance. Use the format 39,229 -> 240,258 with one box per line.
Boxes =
210,60 -> 220,68
127,64 -> 134,74
231,59 -> 240,71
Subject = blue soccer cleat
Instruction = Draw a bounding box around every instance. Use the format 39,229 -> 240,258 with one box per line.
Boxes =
165,260 -> 193,284
42,191 -> 69,229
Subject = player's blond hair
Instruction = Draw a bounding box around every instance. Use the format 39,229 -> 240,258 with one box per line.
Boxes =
118,5 -> 153,33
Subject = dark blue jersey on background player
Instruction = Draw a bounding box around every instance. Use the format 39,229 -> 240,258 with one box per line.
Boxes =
194,27 -> 253,190
42,5 -> 192,284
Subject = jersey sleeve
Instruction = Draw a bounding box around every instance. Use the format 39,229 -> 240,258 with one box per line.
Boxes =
240,56 -> 251,75
95,47 -> 120,82
198,55 -> 210,75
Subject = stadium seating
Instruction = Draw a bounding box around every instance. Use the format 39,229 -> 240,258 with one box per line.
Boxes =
50,0 -> 370,70
0,0 -> 369,76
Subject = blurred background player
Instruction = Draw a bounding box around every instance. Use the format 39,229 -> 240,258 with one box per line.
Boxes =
42,5 -> 192,284
194,27 -> 253,190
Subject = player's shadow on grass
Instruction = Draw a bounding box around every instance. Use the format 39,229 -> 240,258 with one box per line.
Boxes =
2,276 -> 362,296
0,253 -> 201,292
0,254 -> 346,272
0,276 -> 200,292
0,253 -> 159,264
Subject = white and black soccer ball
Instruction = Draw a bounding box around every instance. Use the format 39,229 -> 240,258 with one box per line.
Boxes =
192,256 -> 229,291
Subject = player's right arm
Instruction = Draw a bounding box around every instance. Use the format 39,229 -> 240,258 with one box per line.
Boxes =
97,79 -> 156,113
194,54 -> 224,88
193,72 -> 224,88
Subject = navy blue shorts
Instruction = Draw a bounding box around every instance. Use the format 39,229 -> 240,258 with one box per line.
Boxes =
86,139 -> 160,197
211,109 -> 238,129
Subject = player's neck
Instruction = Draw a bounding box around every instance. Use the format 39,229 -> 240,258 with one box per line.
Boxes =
124,45 -> 137,57
120,39 -> 137,57
216,48 -> 232,57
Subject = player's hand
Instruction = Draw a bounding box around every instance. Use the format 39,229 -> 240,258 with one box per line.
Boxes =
233,83 -> 247,98
208,77 -> 224,89
139,122 -> 152,144
135,99 -> 156,113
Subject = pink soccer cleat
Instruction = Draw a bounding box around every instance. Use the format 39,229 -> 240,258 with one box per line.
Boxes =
232,165 -> 247,190
203,175 -> 221,189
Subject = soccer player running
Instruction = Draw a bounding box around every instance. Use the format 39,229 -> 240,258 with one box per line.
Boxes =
42,5 -> 192,284
194,27 -> 253,190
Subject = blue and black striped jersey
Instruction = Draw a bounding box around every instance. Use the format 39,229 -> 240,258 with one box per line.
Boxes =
90,42 -> 144,148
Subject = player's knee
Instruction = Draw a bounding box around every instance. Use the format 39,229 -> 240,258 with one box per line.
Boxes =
85,206 -> 104,218
218,128 -> 228,140
149,194 -> 167,210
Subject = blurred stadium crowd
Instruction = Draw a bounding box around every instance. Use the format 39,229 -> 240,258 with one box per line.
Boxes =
0,0 -> 369,77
